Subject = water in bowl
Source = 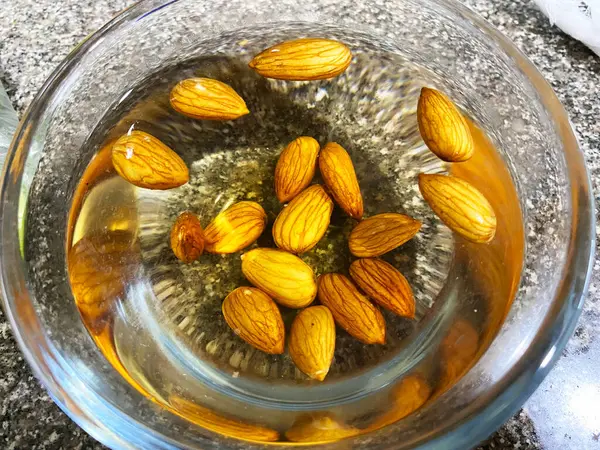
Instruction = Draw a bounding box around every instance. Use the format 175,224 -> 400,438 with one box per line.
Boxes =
65,24 -> 523,443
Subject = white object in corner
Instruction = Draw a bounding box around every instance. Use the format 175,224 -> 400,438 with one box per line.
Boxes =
533,0 -> 600,56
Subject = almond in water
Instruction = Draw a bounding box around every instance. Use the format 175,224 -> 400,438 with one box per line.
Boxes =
319,142 -> 363,220
288,306 -> 336,381
348,213 -> 421,257
249,38 -> 352,81
170,211 -> 205,263
274,136 -> 320,203
222,287 -> 285,354
417,87 -> 474,162
241,248 -> 317,308
111,130 -> 189,190
418,173 -> 496,243
204,201 -> 267,254
170,77 -> 249,120
272,184 -> 333,254
349,258 -> 415,318
317,273 -> 385,344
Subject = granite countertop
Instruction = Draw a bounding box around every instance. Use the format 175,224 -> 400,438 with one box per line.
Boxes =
0,0 -> 599,448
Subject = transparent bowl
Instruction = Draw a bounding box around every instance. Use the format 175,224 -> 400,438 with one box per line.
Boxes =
0,0 -> 594,448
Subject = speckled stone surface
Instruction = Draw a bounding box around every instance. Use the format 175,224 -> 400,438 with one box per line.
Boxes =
0,0 -> 598,449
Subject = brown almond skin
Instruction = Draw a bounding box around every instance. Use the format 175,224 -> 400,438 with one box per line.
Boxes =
272,185 -> 333,254
112,130 -> 189,189
418,173 -> 496,243
417,87 -> 474,162
204,201 -> 267,254
349,258 -> 415,318
249,38 -> 352,81
170,78 -> 249,120
319,142 -> 363,220
170,211 -> 205,263
317,273 -> 385,344
348,213 -> 421,257
275,136 -> 320,203
222,287 -> 285,354
289,306 -> 336,381
241,248 -> 317,308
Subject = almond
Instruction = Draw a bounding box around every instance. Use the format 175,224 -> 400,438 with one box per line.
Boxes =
112,130 -> 189,189
170,78 -> 249,120
367,374 -> 431,431
204,201 -> 267,254
289,306 -> 335,381
274,136 -> 320,202
417,87 -> 474,162
169,395 -> 279,442
285,413 -> 360,443
319,142 -> 363,220
349,258 -> 415,318
418,173 -> 496,243
170,211 -> 205,263
348,213 -> 421,257
222,287 -> 285,354
249,38 -> 352,81
317,273 -> 385,344
241,248 -> 317,308
272,185 -> 333,254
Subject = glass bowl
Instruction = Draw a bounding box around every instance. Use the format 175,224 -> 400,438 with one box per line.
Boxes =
0,0 -> 594,448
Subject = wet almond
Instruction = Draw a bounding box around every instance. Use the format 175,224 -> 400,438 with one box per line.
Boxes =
418,87 -> 474,162
348,213 -> 421,257
418,173 -> 496,243
241,248 -> 317,308
319,142 -> 363,220
170,211 -> 205,263
317,273 -> 385,344
272,184 -> 333,254
274,136 -> 320,203
204,201 -> 267,254
249,38 -> 352,81
222,287 -> 285,354
112,130 -> 189,190
289,306 -> 336,381
349,258 -> 415,318
170,77 -> 249,120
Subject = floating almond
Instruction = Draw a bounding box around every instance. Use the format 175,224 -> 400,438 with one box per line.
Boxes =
417,87 -> 474,162
170,78 -> 249,120
319,142 -> 363,220
241,248 -> 317,308
418,173 -> 496,243
222,287 -> 285,354
170,211 -> 205,263
286,413 -> 360,443
274,136 -> 320,203
348,213 -> 421,257
249,38 -> 352,81
317,273 -> 385,344
349,258 -> 415,318
272,185 -> 333,254
204,201 -> 267,254
112,130 -> 189,189
289,306 -> 336,381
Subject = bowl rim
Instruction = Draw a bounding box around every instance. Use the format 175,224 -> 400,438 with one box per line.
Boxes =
0,0 -> 595,448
